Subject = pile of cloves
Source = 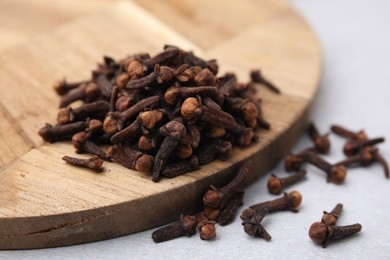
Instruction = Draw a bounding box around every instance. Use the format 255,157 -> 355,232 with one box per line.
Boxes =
39,45 -> 279,181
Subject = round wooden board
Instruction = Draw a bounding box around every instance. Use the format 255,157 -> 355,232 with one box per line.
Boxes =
0,0 -> 321,249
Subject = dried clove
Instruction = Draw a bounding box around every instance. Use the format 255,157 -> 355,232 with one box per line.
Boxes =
247,190 -> 302,214
39,121 -> 87,143
152,120 -> 186,182
203,163 -> 249,209
331,125 -> 368,141
241,207 -> 271,240
62,155 -> 103,171
72,132 -> 111,161
302,151 -> 347,184
309,222 -> 362,248
57,100 -> 109,125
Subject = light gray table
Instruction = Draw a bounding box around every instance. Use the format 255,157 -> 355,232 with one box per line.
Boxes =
2,0 -> 390,259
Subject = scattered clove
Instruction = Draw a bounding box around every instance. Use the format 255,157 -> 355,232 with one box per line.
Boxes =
302,151 -> 347,184
309,222 -> 362,248
247,190 -> 302,213
62,155 -> 103,171
241,207 -> 271,240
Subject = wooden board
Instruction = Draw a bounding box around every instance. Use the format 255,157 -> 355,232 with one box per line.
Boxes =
0,0 -> 321,249
0,0 -> 114,52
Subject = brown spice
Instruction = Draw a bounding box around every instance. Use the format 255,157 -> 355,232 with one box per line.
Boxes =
62,155 -> 103,171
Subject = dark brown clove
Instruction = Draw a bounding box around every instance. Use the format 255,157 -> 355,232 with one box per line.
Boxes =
203,163 -> 249,209
194,68 -> 217,86
57,100 -> 109,125
241,207 -> 271,240
309,222 -> 362,248
39,121 -> 87,143
181,97 -> 237,130
248,191 -> 302,214
62,155 -> 103,171
302,151 -> 347,184
71,132 -> 111,161
115,95 -> 160,130
331,125 -> 368,141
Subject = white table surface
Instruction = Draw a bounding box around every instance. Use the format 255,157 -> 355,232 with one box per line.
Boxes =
2,0 -> 390,259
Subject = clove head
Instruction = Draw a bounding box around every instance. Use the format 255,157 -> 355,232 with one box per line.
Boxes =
203,189 -> 221,209
72,132 -> 88,152
134,154 -> 154,173
194,68 -> 217,86
198,221 -> 216,240
179,215 -> 197,237
285,153 -> 303,172
181,97 -> 199,121
103,115 -> 118,134
309,222 -> 329,245
287,190 -> 303,208
329,165 -> 347,184
314,134 -> 330,154
267,174 -> 283,194
160,120 -> 187,140
240,207 -> 256,221
127,59 -> 146,80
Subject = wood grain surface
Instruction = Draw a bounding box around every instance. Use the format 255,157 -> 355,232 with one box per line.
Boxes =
0,0 -> 321,249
